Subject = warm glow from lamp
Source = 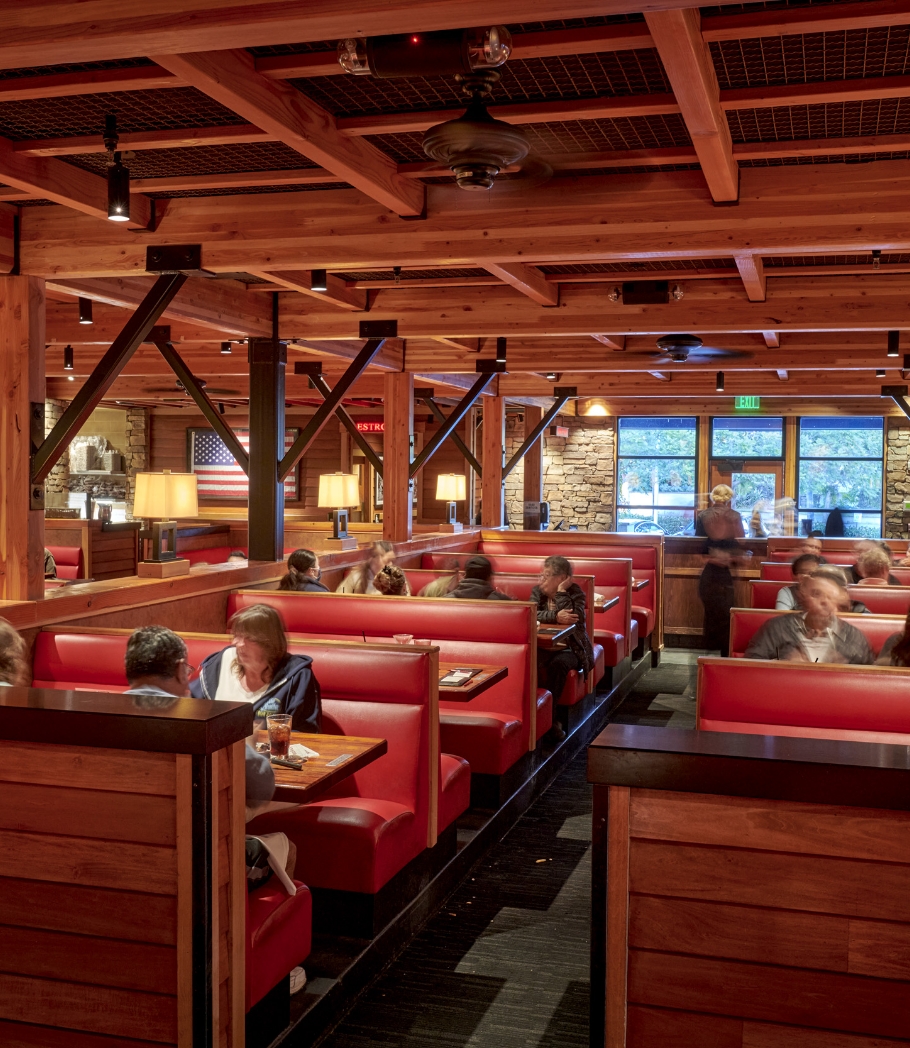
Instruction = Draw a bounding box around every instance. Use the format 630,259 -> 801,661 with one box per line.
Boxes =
318,472 -> 360,508
133,470 -> 198,518
581,398 -> 609,417
435,473 -> 467,501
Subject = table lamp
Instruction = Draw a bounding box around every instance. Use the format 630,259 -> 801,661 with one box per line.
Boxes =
318,472 -> 360,550
133,469 -> 198,577
436,473 -> 466,533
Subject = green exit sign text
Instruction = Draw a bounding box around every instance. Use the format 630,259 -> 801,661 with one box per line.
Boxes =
735,396 -> 761,410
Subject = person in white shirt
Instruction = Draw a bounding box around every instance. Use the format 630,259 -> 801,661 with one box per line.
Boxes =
336,540 -> 398,594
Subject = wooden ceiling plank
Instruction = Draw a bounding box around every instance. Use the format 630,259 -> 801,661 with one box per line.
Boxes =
290,337 -> 403,371
151,49 -> 424,216
763,331 -> 780,348
0,65 -> 183,101
130,168 -> 342,192
481,262 -> 557,306
17,124 -> 274,157
735,254 -> 767,302
721,74 -> 910,110
248,269 -> 367,311
702,0 -> 910,41
591,335 -> 626,350
645,8 -> 739,203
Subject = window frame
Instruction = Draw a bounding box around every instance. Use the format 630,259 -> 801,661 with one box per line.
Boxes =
709,416 -> 785,461
616,416 -> 699,534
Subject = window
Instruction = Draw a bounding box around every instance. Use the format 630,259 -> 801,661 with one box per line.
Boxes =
797,417 -> 884,537
711,417 -> 784,458
617,417 -> 697,535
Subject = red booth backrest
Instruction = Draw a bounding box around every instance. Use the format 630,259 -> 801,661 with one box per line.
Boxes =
848,586 -> 910,616
47,544 -> 84,580
750,580 -> 787,609
760,562 -> 797,582
697,657 -> 910,739
404,568 -> 454,593
769,550 -> 853,564
729,608 -> 903,658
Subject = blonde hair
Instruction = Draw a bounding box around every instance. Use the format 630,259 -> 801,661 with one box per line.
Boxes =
857,547 -> 892,579
373,564 -> 409,595
710,484 -> 734,504
350,540 -> 395,594
227,604 -> 287,684
0,619 -> 26,686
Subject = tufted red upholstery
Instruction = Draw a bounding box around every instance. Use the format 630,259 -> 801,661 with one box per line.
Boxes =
247,879 -> 311,1010
696,656 -> 910,744
729,608 -> 903,659
46,545 -> 84,580
228,591 -> 539,775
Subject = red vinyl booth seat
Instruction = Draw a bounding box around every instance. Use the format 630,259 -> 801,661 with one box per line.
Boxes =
848,585 -> 910,616
696,657 -> 910,744
247,879 -> 311,1010
759,562 -> 799,582
769,550 -> 852,564
729,608 -> 903,660
46,545 -> 84,580
228,591 -> 539,776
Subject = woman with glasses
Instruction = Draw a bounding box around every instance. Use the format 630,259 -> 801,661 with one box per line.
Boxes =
530,555 -> 595,706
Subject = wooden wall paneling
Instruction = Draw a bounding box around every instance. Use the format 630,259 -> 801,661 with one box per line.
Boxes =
627,1005 -> 743,1048
230,740 -> 246,1048
741,1020 -> 910,1047
0,738 -> 175,793
0,1019 -> 165,1048
606,785 -> 631,1048
482,396 -> 506,528
383,372 -> 414,542
176,754 -> 193,1048
848,920 -> 910,980
66,589 -> 232,634
419,420 -> 471,523
0,275 -> 45,600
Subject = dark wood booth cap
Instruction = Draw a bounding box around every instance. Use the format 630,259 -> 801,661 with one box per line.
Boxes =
0,686 -> 252,754
588,723 -> 910,813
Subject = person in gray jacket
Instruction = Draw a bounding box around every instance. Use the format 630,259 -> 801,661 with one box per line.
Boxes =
745,571 -> 873,664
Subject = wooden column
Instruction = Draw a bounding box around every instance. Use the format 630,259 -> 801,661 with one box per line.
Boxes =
0,275 -> 45,600
383,372 -> 413,542
248,338 -> 285,561
522,405 -> 544,530
482,396 -> 506,528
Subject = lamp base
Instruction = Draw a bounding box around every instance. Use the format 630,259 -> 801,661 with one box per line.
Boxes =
439,522 -> 463,533
138,558 -> 191,578
322,536 -> 358,551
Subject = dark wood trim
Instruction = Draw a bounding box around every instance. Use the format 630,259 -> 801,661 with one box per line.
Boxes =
587,723 -> 910,812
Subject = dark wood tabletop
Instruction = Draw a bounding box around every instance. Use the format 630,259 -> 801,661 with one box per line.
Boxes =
439,662 -> 508,701
537,623 -> 577,648
593,595 -> 620,613
632,578 -> 651,590
255,730 -> 387,804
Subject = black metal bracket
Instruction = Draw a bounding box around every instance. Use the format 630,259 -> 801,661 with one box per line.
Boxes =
476,359 -> 507,373
279,337 -> 387,482
883,384 -> 910,420
409,371 -> 494,478
146,244 -> 212,275
360,319 -> 398,339
502,387 -> 575,478
144,324 -> 171,343
309,371 -> 384,478
32,272 -> 189,484
153,339 -> 250,474
419,393 -> 482,476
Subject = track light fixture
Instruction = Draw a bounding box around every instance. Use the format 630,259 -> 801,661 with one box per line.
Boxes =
671,283 -> 684,301
888,331 -> 900,357
545,372 -> 558,381
310,269 -> 328,292
338,26 -> 512,78
495,337 -> 507,364
872,249 -> 882,270
607,286 -> 621,303
393,265 -> 402,285
63,345 -> 74,371
715,371 -> 724,392
78,297 -> 93,325
876,369 -> 887,378
221,341 -> 232,355
103,114 -> 130,222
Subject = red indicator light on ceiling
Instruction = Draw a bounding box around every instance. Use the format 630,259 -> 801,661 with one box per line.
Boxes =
411,35 -> 420,43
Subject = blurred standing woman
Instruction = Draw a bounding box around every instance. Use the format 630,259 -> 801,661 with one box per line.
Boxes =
336,540 -> 408,594
696,485 -> 745,657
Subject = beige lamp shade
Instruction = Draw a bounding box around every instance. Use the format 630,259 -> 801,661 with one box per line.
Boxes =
318,472 -> 360,508
436,473 -> 467,501
133,470 -> 199,518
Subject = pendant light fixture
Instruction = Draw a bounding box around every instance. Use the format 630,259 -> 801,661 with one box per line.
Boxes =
715,371 -> 725,392
63,345 -> 74,371
888,331 -> 900,357
310,269 -> 328,292
78,297 -> 93,325
221,341 -> 232,355
496,337 -> 507,364
104,114 -> 130,222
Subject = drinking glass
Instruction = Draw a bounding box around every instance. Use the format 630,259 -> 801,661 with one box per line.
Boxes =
266,714 -> 293,758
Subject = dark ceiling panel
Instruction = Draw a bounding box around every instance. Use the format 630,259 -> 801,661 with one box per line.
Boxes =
0,57 -> 156,82
63,141 -> 318,179
701,0 -> 869,16
765,253 -> 910,264
728,98 -> 910,140
740,150 -> 910,164
540,259 -> 736,273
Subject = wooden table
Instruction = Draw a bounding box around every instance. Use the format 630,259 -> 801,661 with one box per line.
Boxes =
593,595 -> 619,614
537,623 -> 577,648
438,662 -> 508,701
632,578 -> 651,590
255,730 -> 387,804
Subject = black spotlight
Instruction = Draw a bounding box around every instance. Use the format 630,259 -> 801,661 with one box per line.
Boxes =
63,345 -> 74,371
496,337 -> 507,364
888,331 -> 900,357
78,297 -> 93,325
310,269 -> 328,292
876,368 -> 887,378
104,114 -> 130,222
221,341 -> 232,355
715,371 -> 725,392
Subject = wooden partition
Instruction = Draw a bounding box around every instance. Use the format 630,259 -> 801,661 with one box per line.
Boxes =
589,723 -> 910,1048
0,686 -> 250,1048
45,518 -> 140,581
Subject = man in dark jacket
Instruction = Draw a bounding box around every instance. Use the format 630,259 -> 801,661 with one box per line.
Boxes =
446,555 -> 512,601
531,555 -> 595,705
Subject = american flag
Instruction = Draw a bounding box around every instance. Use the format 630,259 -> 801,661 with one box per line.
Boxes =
189,428 -> 298,500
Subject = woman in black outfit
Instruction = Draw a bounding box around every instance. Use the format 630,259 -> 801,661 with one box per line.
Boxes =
696,485 -> 745,657
278,549 -> 329,593
876,609 -> 910,665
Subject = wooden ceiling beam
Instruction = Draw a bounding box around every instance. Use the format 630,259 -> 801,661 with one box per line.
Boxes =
763,331 -> 781,348
17,124 -> 274,157
735,254 -> 767,302
481,262 -> 557,306
152,49 -> 424,217
0,65 -> 184,101
131,168 -> 342,193
248,269 -> 367,311
591,335 -> 626,350
645,7 -> 738,203
702,0 -> 910,41
290,338 -> 404,372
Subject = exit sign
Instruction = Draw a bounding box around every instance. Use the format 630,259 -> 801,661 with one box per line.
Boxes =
355,421 -> 384,433
734,396 -> 761,410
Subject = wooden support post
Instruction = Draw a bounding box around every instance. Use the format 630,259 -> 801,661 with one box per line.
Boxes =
0,276 -> 45,600
523,406 -> 544,530
248,338 -> 286,561
482,396 -> 506,528
383,371 -> 413,543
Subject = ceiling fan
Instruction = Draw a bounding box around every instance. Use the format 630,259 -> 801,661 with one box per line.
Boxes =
641,334 -> 752,364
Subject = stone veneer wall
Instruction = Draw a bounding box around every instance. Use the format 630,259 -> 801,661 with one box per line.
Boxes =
44,399 -> 70,508
504,413 -> 616,530
124,407 -> 148,515
885,416 -> 910,538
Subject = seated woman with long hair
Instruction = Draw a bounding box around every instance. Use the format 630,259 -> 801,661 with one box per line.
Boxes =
877,609 -> 910,666
190,604 -> 320,731
0,619 -> 26,686
278,549 -> 328,593
336,540 -> 409,594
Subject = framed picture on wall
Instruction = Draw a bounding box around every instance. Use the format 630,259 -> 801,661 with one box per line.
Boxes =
374,455 -> 383,509
187,428 -> 300,500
